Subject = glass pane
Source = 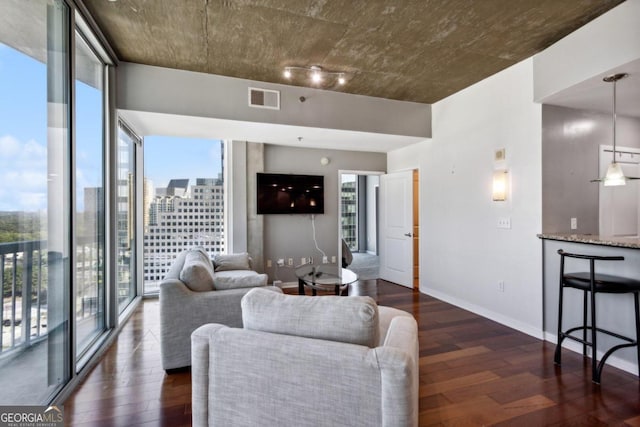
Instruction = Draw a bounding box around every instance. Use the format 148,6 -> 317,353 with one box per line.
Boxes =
341,174 -> 358,250
143,138 -> 224,294
117,123 -> 137,312
0,0 -> 70,404
74,31 -> 105,356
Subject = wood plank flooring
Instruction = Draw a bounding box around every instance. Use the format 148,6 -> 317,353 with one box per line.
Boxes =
63,280 -> 640,426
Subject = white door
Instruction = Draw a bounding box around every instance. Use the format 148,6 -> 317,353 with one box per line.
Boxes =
379,170 -> 413,287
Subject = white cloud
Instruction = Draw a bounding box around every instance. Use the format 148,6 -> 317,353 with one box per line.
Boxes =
0,135 -> 21,157
0,134 -> 49,211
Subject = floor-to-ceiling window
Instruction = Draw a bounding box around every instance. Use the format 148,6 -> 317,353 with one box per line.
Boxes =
341,174 -> 358,249
142,138 -> 224,294
74,28 -> 106,358
0,0 -> 71,404
0,0 -> 121,405
116,121 -> 138,313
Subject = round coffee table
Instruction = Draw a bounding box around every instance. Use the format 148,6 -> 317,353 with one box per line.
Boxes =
295,263 -> 358,296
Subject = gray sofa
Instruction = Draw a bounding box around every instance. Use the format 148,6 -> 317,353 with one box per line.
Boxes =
160,248 -> 280,371
191,288 -> 419,427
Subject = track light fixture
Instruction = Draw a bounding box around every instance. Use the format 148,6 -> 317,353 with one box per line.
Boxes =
283,65 -> 348,86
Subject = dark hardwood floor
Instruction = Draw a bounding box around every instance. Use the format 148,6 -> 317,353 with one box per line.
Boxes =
64,280 -> 640,426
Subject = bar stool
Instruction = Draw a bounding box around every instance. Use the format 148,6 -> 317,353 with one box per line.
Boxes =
554,249 -> 640,384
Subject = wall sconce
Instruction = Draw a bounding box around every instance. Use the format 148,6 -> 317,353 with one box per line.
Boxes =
492,169 -> 508,201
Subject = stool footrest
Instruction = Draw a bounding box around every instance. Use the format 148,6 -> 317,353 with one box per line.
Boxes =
563,325 -> 637,345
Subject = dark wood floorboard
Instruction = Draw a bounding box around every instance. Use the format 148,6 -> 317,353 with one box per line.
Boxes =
63,280 -> 640,426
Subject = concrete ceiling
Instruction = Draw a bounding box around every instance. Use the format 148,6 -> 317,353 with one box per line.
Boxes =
84,0 -> 624,104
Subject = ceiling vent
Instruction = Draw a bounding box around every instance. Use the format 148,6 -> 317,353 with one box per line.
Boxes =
248,87 -> 280,110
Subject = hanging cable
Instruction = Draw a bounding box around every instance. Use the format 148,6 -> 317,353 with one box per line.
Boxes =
311,214 -> 327,259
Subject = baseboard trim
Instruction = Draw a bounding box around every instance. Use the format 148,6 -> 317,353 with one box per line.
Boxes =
421,287 -> 544,340
420,286 -> 637,377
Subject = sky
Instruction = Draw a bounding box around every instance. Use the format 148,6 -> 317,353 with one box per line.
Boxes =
144,136 -> 222,190
0,41 -> 222,212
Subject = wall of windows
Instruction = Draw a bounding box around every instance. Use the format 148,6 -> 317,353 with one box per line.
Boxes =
0,0 -> 124,405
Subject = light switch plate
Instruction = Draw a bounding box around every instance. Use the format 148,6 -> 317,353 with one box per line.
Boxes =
571,217 -> 577,230
497,217 -> 511,229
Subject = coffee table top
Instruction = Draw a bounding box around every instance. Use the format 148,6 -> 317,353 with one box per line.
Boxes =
295,263 -> 358,288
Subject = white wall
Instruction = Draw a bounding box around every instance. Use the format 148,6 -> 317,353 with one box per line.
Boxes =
388,58 -> 543,337
262,145 -> 386,283
534,0 -> 640,102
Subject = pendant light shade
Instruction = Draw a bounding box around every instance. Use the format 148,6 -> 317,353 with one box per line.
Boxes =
591,72 -> 639,185
603,162 -> 626,186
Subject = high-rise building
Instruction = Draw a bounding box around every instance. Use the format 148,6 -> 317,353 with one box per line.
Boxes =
143,178 -> 224,292
143,178 -> 154,230
166,179 -> 189,197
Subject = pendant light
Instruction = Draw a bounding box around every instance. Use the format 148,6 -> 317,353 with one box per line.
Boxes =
591,72 -> 639,186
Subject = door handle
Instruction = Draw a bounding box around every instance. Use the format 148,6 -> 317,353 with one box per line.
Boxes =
404,233 -> 412,237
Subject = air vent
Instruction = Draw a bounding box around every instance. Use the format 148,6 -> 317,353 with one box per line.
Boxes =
248,87 -> 280,110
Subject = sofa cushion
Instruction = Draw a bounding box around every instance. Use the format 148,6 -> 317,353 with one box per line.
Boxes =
179,248 -> 215,292
214,253 -> 251,272
214,270 -> 268,290
241,288 -> 379,347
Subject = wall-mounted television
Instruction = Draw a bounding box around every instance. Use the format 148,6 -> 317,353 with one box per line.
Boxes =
257,173 -> 324,214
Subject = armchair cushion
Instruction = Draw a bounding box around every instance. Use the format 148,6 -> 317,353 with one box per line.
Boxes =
241,288 -> 379,347
213,270 -> 268,290
179,248 -> 215,292
214,252 -> 251,271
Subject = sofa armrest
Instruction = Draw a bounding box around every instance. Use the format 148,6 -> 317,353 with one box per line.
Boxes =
377,315 -> 419,427
159,280 -> 281,370
191,323 -> 227,427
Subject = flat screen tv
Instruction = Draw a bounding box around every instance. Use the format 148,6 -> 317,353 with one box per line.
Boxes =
257,173 -> 324,214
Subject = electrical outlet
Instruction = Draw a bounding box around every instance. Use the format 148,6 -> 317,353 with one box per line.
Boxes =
301,257 -> 306,265
276,259 -> 284,267
266,259 -> 272,268
571,217 -> 577,230
322,256 -> 328,264
331,255 -> 336,263
498,281 -> 505,292
497,217 -> 511,229
287,258 -> 293,266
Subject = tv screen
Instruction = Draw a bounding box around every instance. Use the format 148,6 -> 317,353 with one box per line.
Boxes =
257,173 -> 324,214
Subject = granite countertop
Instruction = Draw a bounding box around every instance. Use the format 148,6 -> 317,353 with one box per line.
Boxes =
537,233 -> 640,249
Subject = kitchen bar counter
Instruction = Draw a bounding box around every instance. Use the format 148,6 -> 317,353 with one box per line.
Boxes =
538,233 -> 640,249
539,234 -> 640,375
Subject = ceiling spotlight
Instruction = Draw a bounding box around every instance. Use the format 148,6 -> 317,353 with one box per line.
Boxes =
310,66 -> 323,83
282,65 -> 348,87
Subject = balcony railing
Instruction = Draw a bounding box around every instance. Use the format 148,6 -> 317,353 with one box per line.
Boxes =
1,238 -> 102,356
0,240 -> 47,354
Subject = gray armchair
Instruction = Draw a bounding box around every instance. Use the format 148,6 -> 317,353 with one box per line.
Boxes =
191,288 -> 419,427
160,249 -> 280,371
